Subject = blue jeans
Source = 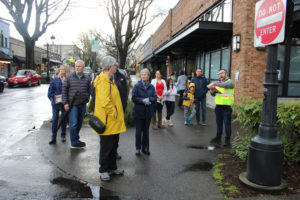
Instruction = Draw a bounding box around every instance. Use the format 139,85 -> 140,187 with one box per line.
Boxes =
215,105 -> 232,140
135,118 -> 151,151
69,104 -> 86,146
195,97 -> 206,124
51,105 -> 67,140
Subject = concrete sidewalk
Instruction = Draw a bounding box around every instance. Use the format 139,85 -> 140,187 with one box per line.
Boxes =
36,105 -> 300,200
37,106 -> 223,200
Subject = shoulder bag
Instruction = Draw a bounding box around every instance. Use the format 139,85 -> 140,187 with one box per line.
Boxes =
89,80 -> 111,134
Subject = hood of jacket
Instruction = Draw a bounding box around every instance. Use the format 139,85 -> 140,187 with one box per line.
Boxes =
188,82 -> 195,93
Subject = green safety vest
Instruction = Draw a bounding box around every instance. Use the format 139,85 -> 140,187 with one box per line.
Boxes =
215,79 -> 235,106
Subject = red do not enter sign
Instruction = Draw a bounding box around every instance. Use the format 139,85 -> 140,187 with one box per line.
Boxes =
254,0 -> 286,47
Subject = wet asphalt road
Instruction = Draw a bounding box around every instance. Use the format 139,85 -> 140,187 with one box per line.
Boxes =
0,84 -> 52,153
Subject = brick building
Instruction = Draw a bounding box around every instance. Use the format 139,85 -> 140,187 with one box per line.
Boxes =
140,0 -> 300,106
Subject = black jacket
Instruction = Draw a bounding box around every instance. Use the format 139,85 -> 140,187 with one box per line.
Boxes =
62,72 -> 91,106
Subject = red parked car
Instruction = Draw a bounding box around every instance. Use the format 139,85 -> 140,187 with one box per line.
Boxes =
8,69 -> 41,87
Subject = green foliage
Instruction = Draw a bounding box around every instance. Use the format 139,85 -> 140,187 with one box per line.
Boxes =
233,97 -> 300,163
124,100 -> 135,127
213,160 -> 239,199
232,132 -> 253,162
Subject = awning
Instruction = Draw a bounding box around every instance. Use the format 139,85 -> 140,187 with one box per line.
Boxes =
13,55 -> 26,63
154,21 -> 233,55
139,53 -> 154,64
49,59 -> 62,64
0,50 -> 12,61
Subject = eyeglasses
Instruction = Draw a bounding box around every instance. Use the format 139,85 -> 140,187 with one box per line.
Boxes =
218,72 -> 226,75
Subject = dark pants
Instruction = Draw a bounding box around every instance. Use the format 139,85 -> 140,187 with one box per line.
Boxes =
135,118 -> 151,151
178,90 -> 185,106
69,104 -> 86,146
215,105 -> 232,140
155,102 -> 163,113
51,105 -> 67,140
195,97 -> 206,124
165,101 -> 175,120
99,134 -> 119,173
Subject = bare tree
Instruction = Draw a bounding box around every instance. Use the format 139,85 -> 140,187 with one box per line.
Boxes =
102,0 -> 154,69
0,0 -> 72,69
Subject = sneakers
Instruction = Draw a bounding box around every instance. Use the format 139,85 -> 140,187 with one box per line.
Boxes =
61,137 -> 66,143
49,139 -> 56,145
201,122 -> 207,126
210,137 -> 221,145
70,141 -> 86,149
109,169 -> 124,176
100,172 -> 110,181
136,149 -> 141,156
167,120 -> 174,127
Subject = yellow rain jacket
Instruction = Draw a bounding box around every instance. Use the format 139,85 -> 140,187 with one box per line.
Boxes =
93,72 -> 126,135
183,83 -> 195,107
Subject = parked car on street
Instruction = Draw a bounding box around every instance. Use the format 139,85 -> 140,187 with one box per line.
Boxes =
0,75 -> 7,93
8,70 -> 41,87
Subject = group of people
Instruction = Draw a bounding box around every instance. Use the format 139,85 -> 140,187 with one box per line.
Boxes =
47,56 -> 235,182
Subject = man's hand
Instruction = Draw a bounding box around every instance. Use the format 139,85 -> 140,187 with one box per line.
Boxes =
207,83 -> 215,89
64,104 -> 70,112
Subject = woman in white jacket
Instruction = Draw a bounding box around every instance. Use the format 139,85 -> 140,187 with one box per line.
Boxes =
163,78 -> 177,127
151,70 -> 167,129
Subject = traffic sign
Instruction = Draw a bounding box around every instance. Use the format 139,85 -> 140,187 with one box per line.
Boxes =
91,40 -> 100,52
254,0 -> 287,47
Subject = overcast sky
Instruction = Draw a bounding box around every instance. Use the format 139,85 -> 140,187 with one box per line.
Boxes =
0,0 -> 179,48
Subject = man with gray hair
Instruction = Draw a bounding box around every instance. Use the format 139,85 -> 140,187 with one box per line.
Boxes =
62,59 -> 91,148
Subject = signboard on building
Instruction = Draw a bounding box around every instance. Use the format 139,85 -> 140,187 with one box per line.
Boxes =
254,0 -> 287,47
91,40 -> 100,52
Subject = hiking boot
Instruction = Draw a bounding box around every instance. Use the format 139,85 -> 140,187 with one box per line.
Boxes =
49,139 -> 56,145
157,113 -> 165,128
109,169 -> 124,176
152,115 -> 158,130
224,138 -> 231,147
100,172 -> 110,181
210,137 -> 221,145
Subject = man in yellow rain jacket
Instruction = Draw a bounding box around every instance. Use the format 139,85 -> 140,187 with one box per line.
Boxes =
93,56 -> 126,182
207,69 -> 235,147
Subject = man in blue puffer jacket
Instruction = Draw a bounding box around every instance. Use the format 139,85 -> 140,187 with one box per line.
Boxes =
191,68 -> 209,125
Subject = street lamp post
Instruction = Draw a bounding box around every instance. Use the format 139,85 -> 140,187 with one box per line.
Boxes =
46,35 -> 55,83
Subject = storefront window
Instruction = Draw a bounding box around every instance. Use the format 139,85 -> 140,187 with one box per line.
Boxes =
211,50 -> 221,80
288,83 -> 300,96
221,48 -> 230,72
277,45 -> 285,81
205,53 -> 210,78
289,43 -> 300,81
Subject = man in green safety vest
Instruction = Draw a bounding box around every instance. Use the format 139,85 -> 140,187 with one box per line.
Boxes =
207,69 -> 235,147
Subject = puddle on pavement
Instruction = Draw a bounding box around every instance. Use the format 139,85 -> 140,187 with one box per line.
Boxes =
187,145 -> 216,150
184,161 -> 214,172
51,177 -> 93,198
52,177 -> 134,199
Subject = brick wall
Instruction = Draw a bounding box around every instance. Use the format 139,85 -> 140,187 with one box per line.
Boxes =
231,0 -> 268,101
152,0 -> 219,52
152,11 -> 172,51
